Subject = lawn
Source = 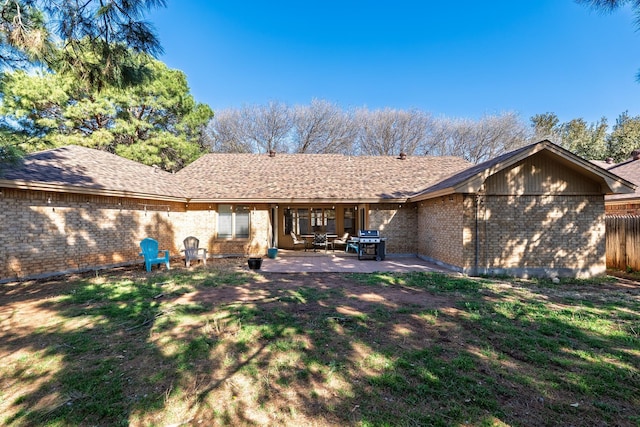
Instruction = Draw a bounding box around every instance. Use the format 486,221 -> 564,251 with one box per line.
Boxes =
0,259 -> 638,426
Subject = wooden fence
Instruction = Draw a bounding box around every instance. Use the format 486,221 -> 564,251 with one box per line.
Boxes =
606,215 -> 640,271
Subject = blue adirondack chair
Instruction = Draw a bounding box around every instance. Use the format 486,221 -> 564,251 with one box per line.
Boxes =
139,237 -> 171,272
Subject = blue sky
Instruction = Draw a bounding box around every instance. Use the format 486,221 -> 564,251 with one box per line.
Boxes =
148,1 -> 640,125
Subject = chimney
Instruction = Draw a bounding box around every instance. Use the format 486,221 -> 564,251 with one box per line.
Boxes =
268,150 -> 276,158
398,152 -> 407,160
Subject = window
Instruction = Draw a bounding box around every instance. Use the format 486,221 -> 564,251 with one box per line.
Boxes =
218,205 -> 250,239
285,208 -> 309,234
343,208 -> 356,235
284,207 -> 335,234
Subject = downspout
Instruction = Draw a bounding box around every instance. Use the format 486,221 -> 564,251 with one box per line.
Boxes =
274,205 -> 278,247
270,206 -> 278,248
474,194 -> 479,276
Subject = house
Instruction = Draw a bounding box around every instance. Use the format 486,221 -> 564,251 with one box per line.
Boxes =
0,140 -> 634,282
595,150 -> 640,215
592,151 -> 640,271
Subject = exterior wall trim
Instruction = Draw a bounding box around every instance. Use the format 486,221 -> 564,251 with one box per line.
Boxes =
469,266 -> 607,279
417,254 -> 464,274
0,260 -> 141,284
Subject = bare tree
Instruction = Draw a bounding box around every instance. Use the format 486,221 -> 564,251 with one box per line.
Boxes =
423,118 -> 453,157
242,101 -> 292,153
291,99 -> 357,154
356,107 -> 433,156
202,102 -> 531,162
429,112 -> 530,163
204,109 -> 254,153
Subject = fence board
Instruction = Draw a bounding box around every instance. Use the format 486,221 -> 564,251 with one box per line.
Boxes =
606,215 -> 640,271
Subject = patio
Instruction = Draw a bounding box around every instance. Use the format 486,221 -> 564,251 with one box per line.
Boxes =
256,250 -> 456,274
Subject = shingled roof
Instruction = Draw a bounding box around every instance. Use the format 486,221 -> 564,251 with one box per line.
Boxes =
174,152 -> 473,202
411,140 -> 636,200
605,158 -> 640,202
1,141 -> 633,203
0,145 -> 185,200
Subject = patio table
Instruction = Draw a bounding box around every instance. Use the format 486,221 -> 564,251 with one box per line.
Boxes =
301,234 -> 338,252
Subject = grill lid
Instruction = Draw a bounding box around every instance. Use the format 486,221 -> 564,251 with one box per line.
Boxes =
358,230 -> 380,238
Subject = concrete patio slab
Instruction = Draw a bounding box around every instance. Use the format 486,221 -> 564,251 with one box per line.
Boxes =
257,252 -> 456,274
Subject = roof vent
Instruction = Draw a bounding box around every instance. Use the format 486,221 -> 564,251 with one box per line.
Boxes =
268,150 -> 276,158
632,149 -> 640,160
606,157 -> 615,164
399,152 -> 407,160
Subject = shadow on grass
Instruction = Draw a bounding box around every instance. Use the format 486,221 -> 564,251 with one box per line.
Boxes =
1,269 -> 639,426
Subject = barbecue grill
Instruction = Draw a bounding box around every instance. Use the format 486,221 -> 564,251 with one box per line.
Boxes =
356,230 -> 386,261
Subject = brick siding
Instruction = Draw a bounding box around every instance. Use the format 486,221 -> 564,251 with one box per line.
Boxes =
0,189 -> 270,281
475,194 -> 605,277
417,195 -> 466,268
368,204 -> 418,254
606,202 -> 640,215
0,186 -> 608,281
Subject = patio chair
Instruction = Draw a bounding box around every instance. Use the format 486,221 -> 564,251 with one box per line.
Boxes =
139,237 -> 170,272
290,231 -> 308,251
182,236 -> 207,267
332,232 -> 350,251
312,233 -> 331,252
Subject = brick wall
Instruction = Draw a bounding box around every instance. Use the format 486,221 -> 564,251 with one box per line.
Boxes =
1,185 -> 607,280
368,204 -> 418,254
0,189 -> 270,281
476,194 -> 606,277
415,193 -> 606,278
606,202 -> 640,215
416,195 -> 466,268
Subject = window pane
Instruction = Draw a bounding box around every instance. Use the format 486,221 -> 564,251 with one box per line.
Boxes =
326,208 -> 336,233
344,208 -> 356,235
298,209 -> 309,235
311,208 -> 323,232
218,205 -> 233,238
284,209 -> 293,234
236,207 -> 249,238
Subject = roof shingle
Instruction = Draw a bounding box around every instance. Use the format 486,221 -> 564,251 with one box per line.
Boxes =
175,153 -> 473,201
605,159 -> 640,201
0,145 -> 185,199
2,141 -> 631,203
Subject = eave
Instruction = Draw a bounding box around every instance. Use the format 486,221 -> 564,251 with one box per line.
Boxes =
0,180 -> 187,203
409,140 -> 636,202
187,196 -> 411,205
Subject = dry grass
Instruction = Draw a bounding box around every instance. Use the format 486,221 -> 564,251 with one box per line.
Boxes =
0,259 -> 638,426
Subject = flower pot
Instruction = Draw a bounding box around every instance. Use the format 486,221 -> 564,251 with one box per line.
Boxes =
247,257 -> 262,270
267,248 -> 278,259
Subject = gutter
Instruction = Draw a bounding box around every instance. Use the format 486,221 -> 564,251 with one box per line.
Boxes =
186,197 -> 412,205
0,180 -> 187,203
0,180 -> 413,206
408,187 -> 456,203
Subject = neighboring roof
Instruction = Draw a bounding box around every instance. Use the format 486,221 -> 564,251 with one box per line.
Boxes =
410,140 -> 636,201
0,145 -> 185,200
605,158 -> 640,202
590,159 -> 615,170
175,153 -> 473,202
